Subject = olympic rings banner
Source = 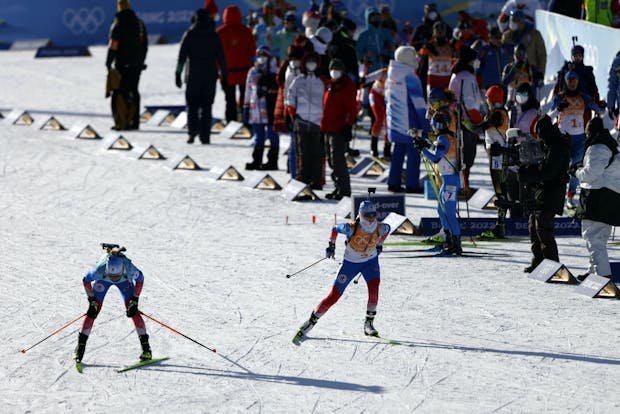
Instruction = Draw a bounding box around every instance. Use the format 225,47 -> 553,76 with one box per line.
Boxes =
0,0 -> 506,47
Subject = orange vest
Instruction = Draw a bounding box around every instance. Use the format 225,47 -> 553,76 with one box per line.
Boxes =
347,221 -> 382,254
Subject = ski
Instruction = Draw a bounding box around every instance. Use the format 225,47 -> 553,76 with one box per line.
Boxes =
75,361 -> 83,373
366,334 -> 402,345
116,357 -> 169,373
292,330 -> 306,346
384,250 -> 511,259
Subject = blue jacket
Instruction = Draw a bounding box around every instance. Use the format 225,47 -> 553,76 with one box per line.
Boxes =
385,59 -> 429,144
356,7 -> 393,71
607,51 -> 620,113
477,44 -> 509,90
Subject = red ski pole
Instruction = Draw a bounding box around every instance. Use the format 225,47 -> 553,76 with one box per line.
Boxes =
20,313 -> 86,354
140,312 -> 216,353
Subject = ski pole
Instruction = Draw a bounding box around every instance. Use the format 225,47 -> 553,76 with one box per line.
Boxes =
140,312 -> 216,353
285,257 -> 327,278
353,274 -> 362,284
20,313 -> 86,354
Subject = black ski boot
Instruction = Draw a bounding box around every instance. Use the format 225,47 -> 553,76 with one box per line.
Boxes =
139,334 -> 152,361
293,312 -> 319,344
370,136 -> 379,157
364,311 -> 379,337
74,332 -> 88,363
446,235 -> 462,256
383,142 -> 391,160
260,147 -> 279,170
245,146 -> 265,170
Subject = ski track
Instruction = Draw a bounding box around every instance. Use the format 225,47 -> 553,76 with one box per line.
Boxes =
2,44 -> 620,413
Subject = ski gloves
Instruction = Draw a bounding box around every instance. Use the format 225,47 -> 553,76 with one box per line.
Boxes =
325,241 -> 336,259
87,296 -> 99,319
126,296 -> 140,318
376,245 -> 383,255
175,72 -> 182,89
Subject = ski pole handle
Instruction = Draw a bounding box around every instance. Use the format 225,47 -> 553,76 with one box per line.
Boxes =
285,257 -> 327,279
20,313 -> 86,354
353,274 -> 362,284
140,312 -> 216,353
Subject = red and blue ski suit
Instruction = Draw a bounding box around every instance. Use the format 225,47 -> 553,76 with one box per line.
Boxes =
314,221 -> 390,317
79,254 -> 147,337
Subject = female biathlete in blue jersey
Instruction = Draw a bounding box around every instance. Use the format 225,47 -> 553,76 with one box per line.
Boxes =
74,244 -> 151,364
293,200 -> 391,343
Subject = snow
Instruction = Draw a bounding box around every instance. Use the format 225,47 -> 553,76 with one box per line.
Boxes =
1,45 -> 620,413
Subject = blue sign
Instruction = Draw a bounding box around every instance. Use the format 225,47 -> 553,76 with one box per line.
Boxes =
352,194 -> 405,221
420,217 -> 582,237
0,1 -> 506,47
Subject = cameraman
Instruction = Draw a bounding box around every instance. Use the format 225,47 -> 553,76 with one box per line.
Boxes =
518,115 -> 570,273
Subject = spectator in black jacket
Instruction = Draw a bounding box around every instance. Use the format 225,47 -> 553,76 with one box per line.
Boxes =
326,18 -> 358,84
519,115 -> 571,273
175,8 -> 227,144
547,0 -> 583,19
106,0 -> 148,131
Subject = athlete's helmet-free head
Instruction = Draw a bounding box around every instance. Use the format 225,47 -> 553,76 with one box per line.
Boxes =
106,255 -> 125,277
359,200 -> 377,221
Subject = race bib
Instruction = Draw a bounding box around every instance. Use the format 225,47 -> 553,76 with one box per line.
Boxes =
442,185 -> 457,202
491,155 -> 503,170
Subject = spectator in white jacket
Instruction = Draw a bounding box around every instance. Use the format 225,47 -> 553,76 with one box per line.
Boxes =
575,117 -> 620,281
287,51 -> 327,189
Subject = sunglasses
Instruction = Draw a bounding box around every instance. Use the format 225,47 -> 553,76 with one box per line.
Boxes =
363,211 -> 377,219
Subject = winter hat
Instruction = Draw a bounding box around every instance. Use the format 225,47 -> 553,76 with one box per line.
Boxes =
394,46 -> 419,71
204,0 -> 218,15
458,46 -> 477,63
585,117 -> 604,139
117,0 -> 130,12
329,58 -> 345,72
287,44 -> 304,60
341,18 -> 357,33
315,27 -> 333,44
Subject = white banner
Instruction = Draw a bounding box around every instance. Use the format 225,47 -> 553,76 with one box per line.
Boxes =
536,10 -> 620,109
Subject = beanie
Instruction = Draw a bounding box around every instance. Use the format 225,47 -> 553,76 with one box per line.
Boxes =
204,0 -> 218,15
394,46 -> 418,71
117,0 -> 130,12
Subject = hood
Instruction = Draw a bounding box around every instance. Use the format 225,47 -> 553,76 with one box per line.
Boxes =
364,7 -> 379,26
223,6 -> 242,25
301,51 -> 320,74
535,115 -> 564,146
193,8 -> 215,31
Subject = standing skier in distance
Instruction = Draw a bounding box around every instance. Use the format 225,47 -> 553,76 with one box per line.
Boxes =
74,244 -> 151,366
293,200 -> 391,344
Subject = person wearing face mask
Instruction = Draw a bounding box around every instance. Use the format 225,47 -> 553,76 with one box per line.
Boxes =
514,82 -> 541,137
385,46 -> 429,193
320,59 -> 357,200
553,45 -> 599,102
519,115 -> 570,273
502,44 -> 540,126
281,44 -> 305,177
418,21 -> 455,98
274,45 -> 303,136
501,10 -> 546,77
292,200 -> 391,344
244,46 -> 280,170
357,7 -> 394,72
411,3 -> 451,51
204,0 -> 220,22
309,26 -> 333,78
326,18 -> 359,84
551,71 -> 603,209
448,46 -> 483,194
287,52 -> 327,189
497,0 -> 542,32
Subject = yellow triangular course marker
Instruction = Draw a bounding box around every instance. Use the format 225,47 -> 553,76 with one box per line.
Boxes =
165,153 -> 201,170
101,133 -> 133,151
206,165 -> 244,181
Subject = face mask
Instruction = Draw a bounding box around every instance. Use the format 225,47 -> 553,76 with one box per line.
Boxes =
509,21 -> 519,31
256,56 -> 267,65
330,69 -> 342,79
516,94 -> 529,104
306,61 -> 317,72
370,20 -> 380,28
472,59 -> 480,70
290,60 -> 300,68
212,13 -> 220,22
427,11 -> 438,21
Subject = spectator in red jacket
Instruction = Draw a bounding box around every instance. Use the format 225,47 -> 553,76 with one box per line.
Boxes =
320,58 -> 357,200
217,6 -> 257,124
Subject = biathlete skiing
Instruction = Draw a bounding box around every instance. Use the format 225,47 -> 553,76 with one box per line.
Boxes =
74,244 -> 152,370
293,198 -> 391,344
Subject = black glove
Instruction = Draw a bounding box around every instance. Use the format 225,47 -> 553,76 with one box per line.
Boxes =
376,245 -> 383,255
86,296 -> 99,319
557,101 -> 569,111
325,241 -> 335,259
126,296 -> 139,317
343,125 -> 353,141
414,137 -> 431,151
175,72 -> 182,89
490,142 -> 504,156
105,48 -> 116,69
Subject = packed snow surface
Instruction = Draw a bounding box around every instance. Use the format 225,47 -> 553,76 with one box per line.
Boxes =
1,45 -> 619,413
